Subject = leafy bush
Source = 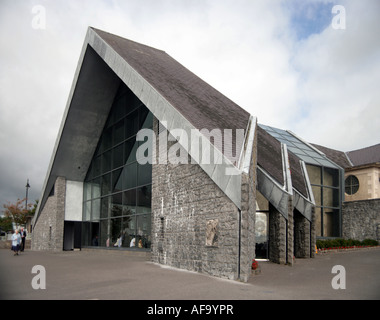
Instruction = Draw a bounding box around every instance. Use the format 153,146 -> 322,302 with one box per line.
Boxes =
316,238 -> 378,249
361,239 -> 379,246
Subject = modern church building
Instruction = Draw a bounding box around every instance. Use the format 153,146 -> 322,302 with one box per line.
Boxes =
34,27 -> 372,282
32,27 -> 257,282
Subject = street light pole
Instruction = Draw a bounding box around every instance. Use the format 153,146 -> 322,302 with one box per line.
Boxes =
25,179 -> 30,211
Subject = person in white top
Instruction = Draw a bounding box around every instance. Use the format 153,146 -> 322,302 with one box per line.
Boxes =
11,229 -> 21,256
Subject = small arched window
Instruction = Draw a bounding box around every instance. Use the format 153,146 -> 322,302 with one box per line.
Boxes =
345,175 -> 359,195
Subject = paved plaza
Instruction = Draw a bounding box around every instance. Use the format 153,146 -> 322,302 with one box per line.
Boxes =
0,247 -> 379,300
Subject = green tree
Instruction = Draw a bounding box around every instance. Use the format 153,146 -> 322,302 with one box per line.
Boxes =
0,215 -> 13,232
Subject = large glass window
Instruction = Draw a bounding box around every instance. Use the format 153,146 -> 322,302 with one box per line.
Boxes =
306,165 -> 341,237
83,83 -> 153,249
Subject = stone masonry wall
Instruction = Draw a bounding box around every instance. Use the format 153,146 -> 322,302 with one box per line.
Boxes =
32,176 -> 66,251
269,203 -> 287,264
287,198 -> 294,265
294,209 -> 311,258
151,118 -> 256,281
151,161 -> 241,280
342,199 -> 380,241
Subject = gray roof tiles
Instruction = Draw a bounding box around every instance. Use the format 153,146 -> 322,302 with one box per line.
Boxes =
346,144 -> 380,167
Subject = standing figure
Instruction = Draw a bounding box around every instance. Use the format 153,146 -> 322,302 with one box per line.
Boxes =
20,227 -> 27,252
11,229 -> 21,256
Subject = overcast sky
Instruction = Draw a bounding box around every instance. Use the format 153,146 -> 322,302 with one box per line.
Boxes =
0,0 -> 379,210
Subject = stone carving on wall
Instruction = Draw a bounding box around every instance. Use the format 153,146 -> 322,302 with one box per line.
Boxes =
205,219 -> 218,246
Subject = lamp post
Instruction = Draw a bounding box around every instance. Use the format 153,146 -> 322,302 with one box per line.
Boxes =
25,179 -> 30,211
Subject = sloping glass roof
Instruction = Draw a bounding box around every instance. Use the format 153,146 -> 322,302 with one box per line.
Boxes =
259,124 -> 341,169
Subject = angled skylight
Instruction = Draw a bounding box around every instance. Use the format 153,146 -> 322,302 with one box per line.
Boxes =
259,124 -> 340,169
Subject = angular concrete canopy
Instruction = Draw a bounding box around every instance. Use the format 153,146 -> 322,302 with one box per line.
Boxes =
34,27 -> 255,224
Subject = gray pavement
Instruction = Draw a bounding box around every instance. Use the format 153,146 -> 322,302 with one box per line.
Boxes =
0,247 -> 379,300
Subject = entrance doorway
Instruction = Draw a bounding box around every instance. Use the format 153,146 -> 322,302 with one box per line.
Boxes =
255,212 -> 269,259
63,221 -> 82,250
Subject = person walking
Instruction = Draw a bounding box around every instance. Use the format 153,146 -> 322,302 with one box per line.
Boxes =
20,227 -> 27,252
11,229 -> 21,256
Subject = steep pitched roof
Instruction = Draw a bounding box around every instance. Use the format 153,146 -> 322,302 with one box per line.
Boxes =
288,149 -> 308,198
312,143 -> 380,168
92,28 -> 250,164
257,126 -> 284,186
346,143 -> 380,166
311,143 -> 352,168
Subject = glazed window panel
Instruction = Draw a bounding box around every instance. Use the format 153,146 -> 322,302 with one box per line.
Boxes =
323,187 -> 333,208
125,109 -> 139,139
312,186 -> 321,206
323,187 -> 339,208
101,173 -> 111,196
126,216 -> 137,247
324,167 -> 339,187
83,83 -> 152,249
84,201 -> 91,221
123,189 -> 136,216
112,96 -> 127,123
92,178 -> 101,199
112,143 -> 124,169
84,182 -> 91,201
111,193 -> 123,218
306,165 -> 321,185
110,218 -> 122,247
122,162 -> 137,190
125,138 -> 137,164
92,199 -> 100,220
100,197 -> 110,219
93,156 -> 101,177
101,126 -> 113,152
137,185 -> 152,214
138,163 -> 152,187
102,150 -> 112,174
113,119 -> 125,146
136,214 -> 151,248
112,168 -> 123,193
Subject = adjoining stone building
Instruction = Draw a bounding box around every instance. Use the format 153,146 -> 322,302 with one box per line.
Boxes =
32,27 -> 323,282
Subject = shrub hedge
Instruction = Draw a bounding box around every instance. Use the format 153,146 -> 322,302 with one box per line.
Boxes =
316,238 -> 379,249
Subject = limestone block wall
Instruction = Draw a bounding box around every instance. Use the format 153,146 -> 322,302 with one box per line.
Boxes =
269,204 -> 287,264
32,176 -> 66,251
294,210 -> 311,258
342,199 -> 380,241
151,161 -> 242,280
151,118 -> 257,281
